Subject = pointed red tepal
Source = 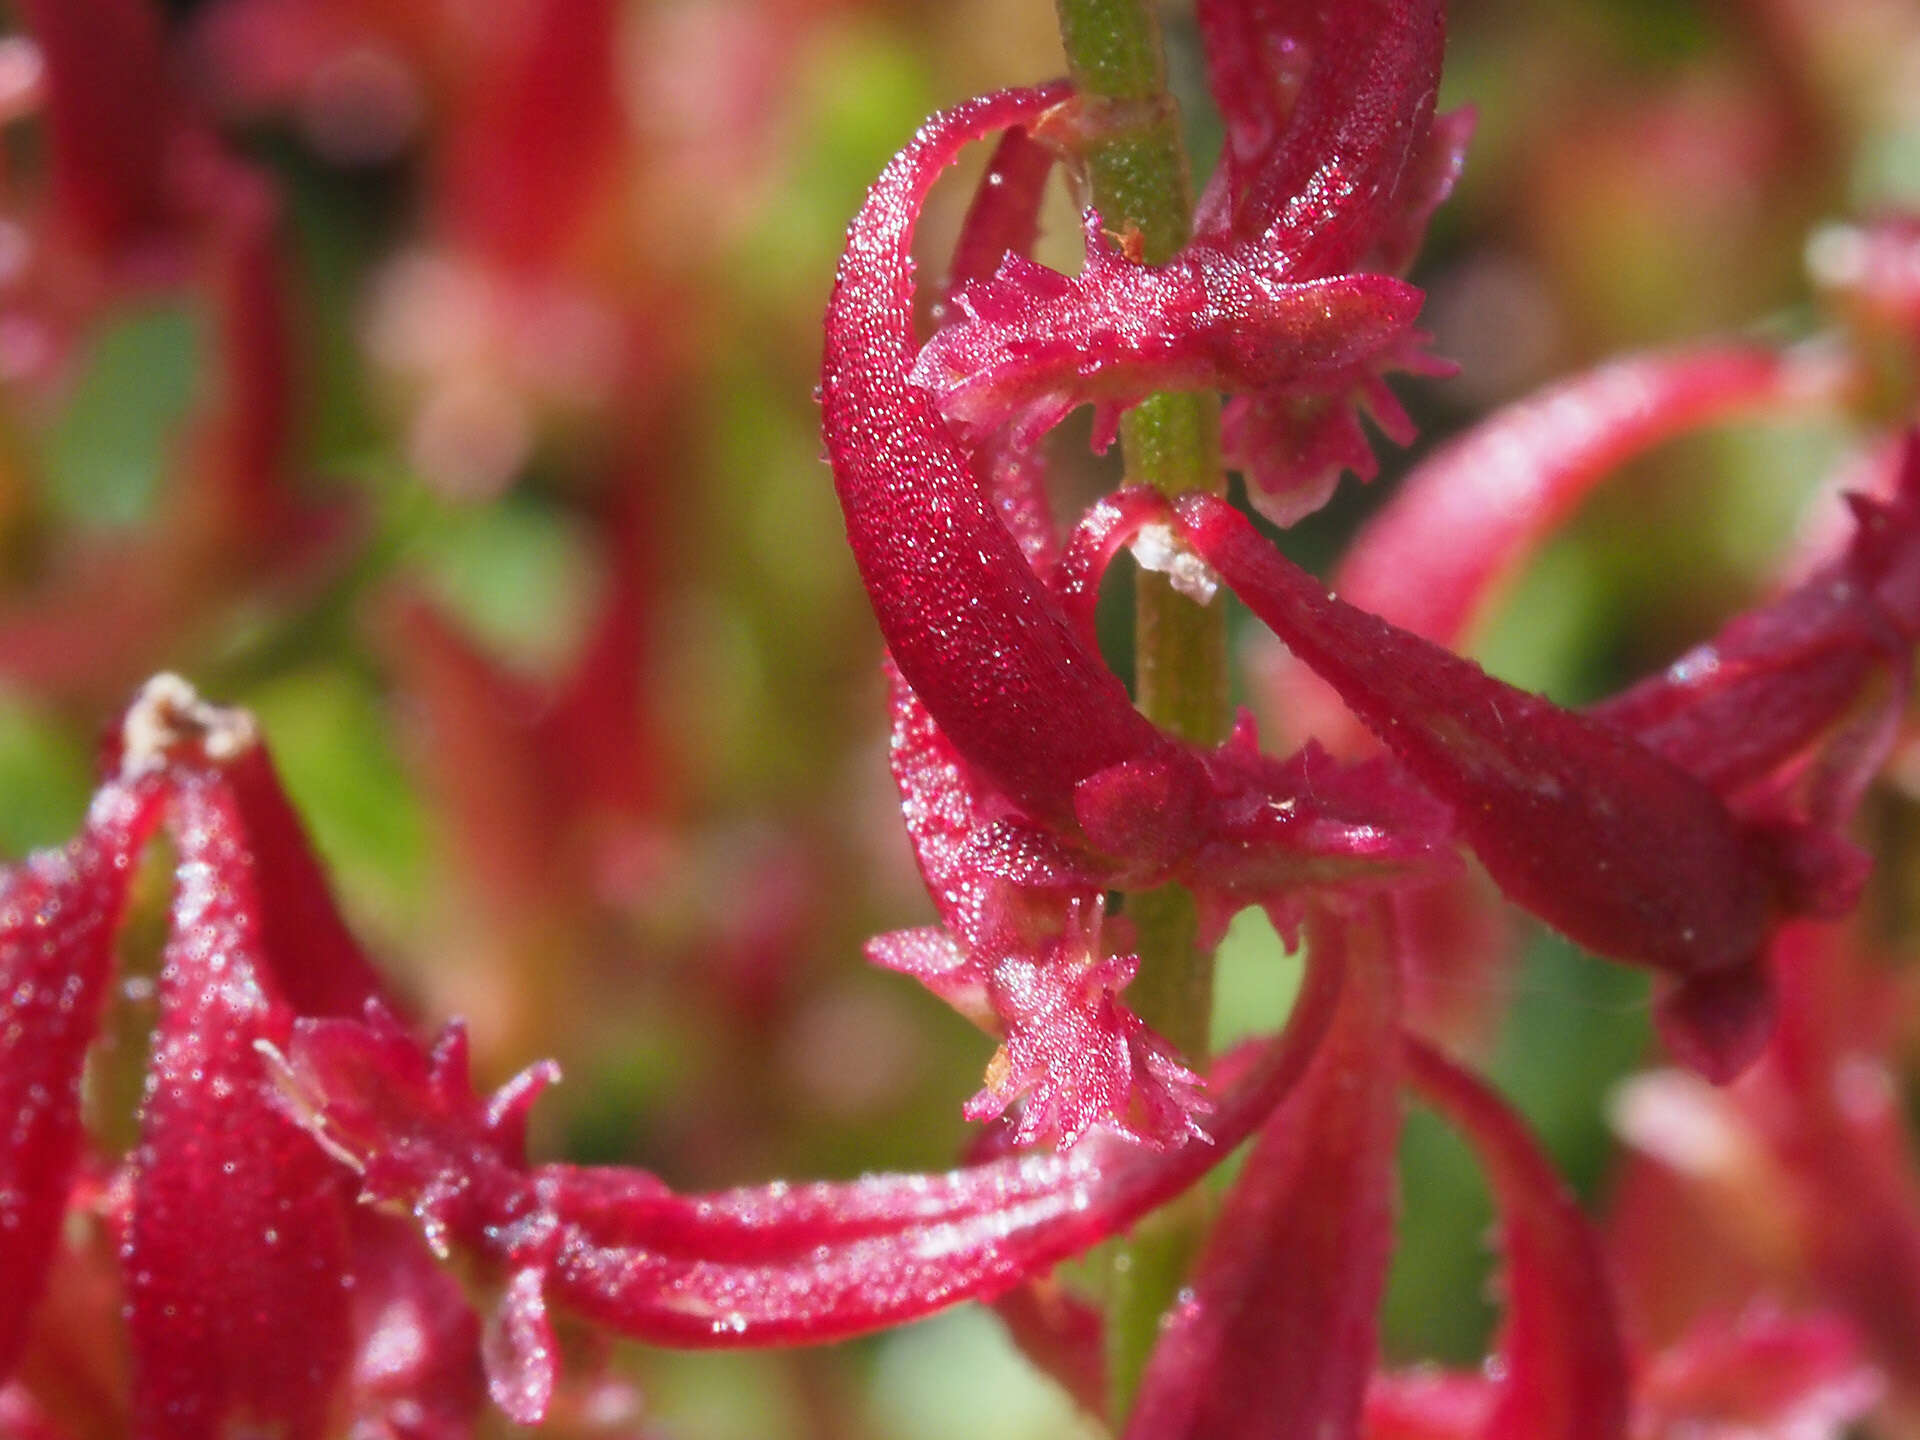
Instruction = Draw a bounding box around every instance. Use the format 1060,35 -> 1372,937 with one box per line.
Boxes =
1174,491 -> 1775,1078
124,773 -> 354,1440
3,675 -> 423,1433
1194,0 -> 1447,269
1124,908 -> 1402,1440
821,85 -> 1184,830
1334,343 -> 1846,653
1397,1039 -> 1631,1440
0,777 -> 163,1378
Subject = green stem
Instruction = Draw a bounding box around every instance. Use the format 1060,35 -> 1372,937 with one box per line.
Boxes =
1052,0 -> 1229,1422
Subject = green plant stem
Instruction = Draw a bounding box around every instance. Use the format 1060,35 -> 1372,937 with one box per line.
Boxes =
1052,0 -> 1230,1422
1055,0 -> 1227,1080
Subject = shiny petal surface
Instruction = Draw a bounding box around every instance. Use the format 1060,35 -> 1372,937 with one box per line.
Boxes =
1336,344 -> 1848,651
123,773 -> 353,1440
1193,0 -> 1446,268
275,951 -> 1345,1403
821,85 -> 1183,828
1400,1038 -> 1631,1440
1175,490 -> 1773,1078
0,779 -> 162,1378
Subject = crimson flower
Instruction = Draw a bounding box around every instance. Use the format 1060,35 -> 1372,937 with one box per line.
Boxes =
4,0 -> 1919,1436
819,0 -> 1912,1143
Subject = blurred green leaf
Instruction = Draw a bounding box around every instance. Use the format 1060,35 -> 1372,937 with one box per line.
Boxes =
244,665 -> 426,936
45,304 -> 204,527
0,697 -> 91,856
405,492 -> 594,673
870,1307 -> 1105,1440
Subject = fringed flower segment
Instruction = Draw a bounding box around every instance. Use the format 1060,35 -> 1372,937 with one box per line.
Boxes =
2,0 -> 1918,1436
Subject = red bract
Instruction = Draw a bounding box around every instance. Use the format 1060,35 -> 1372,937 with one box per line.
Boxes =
1189,0 -> 1446,269
1590,436 -> 1920,921
876,661 -> 1212,1148
0,775 -> 161,1377
1332,343 -> 1855,658
1172,489 -> 1778,1077
874,588 -> 1443,1144
125,770 -> 353,1440
878,899 -> 1211,1148
823,82 -> 1172,833
911,218 -> 1428,474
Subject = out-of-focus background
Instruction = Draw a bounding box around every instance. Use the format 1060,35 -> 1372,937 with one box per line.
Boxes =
3,0 -> 1919,1434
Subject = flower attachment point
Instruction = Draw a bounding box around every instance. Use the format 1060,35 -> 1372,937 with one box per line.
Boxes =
1130,523 -> 1220,606
960,897 -> 1212,1152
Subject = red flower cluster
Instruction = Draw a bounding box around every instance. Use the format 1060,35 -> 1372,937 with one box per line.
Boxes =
3,0 -> 1920,1436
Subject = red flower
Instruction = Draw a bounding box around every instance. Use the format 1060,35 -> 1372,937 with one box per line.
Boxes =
0,677 -> 467,1436
0,677 -> 1353,1426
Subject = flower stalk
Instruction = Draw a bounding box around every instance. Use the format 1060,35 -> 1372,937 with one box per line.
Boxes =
1052,0 -> 1228,1414
1053,0 -> 1226,1085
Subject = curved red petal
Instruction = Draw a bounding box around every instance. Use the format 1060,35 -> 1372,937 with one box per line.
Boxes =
0,779 -> 162,1379
1401,1038 -> 1631,1440
278,950 -> 1345,1383
124,774 -> 353,1440
821,85 -> 1179,828
1336,344 -> 1848,654
1124,907 -> 1401,1440
1195,0 -> 1447,273
1176,491 -> 1771,1012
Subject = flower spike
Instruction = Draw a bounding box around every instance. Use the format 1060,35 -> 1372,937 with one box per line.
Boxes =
832,88 -> 1442,1145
